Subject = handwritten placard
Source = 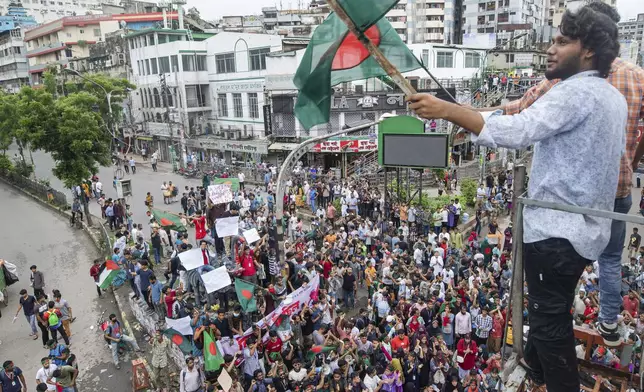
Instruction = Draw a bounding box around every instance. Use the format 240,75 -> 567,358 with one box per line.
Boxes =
208,184 -> 233,205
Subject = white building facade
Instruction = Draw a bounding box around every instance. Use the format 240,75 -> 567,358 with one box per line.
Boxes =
0,28 -> 28,93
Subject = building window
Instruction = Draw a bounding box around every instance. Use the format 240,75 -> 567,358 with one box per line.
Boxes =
182,55 -> 195,71
215,53 -> 236,74
79,29 -> 84,34
505,53 -> 515,63
150,58 -> 158,74
93,28 -> 100,37
196,55 -> 206,71
159,57 -> 170,73
158,34 -> 167,44
170,55 -> 178,72
249,47 -> 270,71
137,60 -> 142,75
436,52 -> 454,68
421,49 -> 429,66
217,93 -> 228,117
145,59 -> 150,75
248,93 -> 259,118
65,48 -> 72,58
232,93 -> 243,118
465,52 -> 481,68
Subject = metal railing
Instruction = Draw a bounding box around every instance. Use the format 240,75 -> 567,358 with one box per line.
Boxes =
0,171 -> 68,207
504,165 -> 644,388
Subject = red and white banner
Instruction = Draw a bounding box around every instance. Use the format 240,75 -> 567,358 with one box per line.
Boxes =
231,275 -> 320,351
313,139 -> 377,153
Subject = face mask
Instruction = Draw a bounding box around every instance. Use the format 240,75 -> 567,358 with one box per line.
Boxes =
233,313 -> 240,317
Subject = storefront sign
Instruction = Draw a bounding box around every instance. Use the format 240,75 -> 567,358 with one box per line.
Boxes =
188,137 -> 269,155
330,88 -> 456,112
263,104 -> 273,136
452,131 -> 471,146
312,138 -> 378,153
265,74 -> 296,91
216,80 -> 264,93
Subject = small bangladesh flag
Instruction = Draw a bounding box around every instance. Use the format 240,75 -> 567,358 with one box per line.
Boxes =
234,279 -> 257,312
294,7 -> 421,130
97,260 -> 120,289
163,328 -> 193,355
150,208 -> 186,232
212,178 -> 240,193
204,330 -> 225,371
307,345 -> 337,360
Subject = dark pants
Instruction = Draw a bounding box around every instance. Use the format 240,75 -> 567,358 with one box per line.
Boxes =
169,273 -> 179,289
152,163 -> 157,172
108,216 -> 116,230
51,325 -> 70,345
34,288 -> 45,300
124,165 -> 129,174
131,166 -> 136,174
523,238 -> 589,392
129,278 -> 140,299
38,322 -> 50,346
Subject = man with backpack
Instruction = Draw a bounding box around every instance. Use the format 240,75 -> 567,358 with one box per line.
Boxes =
179,356 -> 204,392
104,313 -> 143,369
42,301 -> 69,346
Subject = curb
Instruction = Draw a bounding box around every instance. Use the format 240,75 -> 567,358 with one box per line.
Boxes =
0,176 -> 156,385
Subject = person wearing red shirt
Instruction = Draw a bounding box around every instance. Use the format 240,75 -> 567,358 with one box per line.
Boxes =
89,259 -> 103,297
189,211 -> 213,245
264,330 -> 283,364
163,287 -> 176,318
322,257 -> 333,279
623,292 -> 640,317
390,329 -> 410,352
456,334 -> 478,379
238,244 -> 260,285
488,311 -> 505,353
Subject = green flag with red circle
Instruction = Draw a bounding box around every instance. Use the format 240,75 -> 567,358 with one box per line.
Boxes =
293,2 -> 422,130
235,279 -> 257,312
163,328 -> 192,355
204,330 -> 225,372
150,208 -> 187,232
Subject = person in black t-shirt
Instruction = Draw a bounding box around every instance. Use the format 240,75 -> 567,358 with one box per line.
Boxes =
16,289 -> 38,340
342,268 -> 357,309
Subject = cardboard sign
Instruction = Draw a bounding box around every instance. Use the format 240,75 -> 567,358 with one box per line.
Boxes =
208,184 -> 233,205
243,228 -> 261,244
215,216 -> 239,238
201,266 -> 232,294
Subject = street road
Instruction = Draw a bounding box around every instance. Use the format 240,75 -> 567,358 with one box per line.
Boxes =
0,184 -> 132,391
7,147 -> 255,228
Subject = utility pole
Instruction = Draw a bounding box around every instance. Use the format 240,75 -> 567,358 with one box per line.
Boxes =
159,73 -> 175,169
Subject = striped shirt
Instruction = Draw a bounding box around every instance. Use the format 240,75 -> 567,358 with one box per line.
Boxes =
505,58 -> 644,198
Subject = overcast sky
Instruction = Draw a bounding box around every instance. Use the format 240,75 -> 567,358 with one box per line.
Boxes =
186,0 -> 644,21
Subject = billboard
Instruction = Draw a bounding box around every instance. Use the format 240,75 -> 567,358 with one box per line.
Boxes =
462,33 -> 497,49
382,134 -> 449,168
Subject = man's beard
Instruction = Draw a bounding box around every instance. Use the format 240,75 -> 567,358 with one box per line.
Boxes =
545,55 -> 582,80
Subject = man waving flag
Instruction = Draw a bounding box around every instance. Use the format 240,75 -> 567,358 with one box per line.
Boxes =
294,0 -> 422,130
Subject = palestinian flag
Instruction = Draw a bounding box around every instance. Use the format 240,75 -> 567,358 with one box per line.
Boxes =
294,9 -> 421,130
212,178 -> 240,193
234,279 -> 257,312
97,260 -> 120,289
306,345 -> 337,360
163,328 -> 193,355
150,208 -> 186,232
204,331 -> 225,371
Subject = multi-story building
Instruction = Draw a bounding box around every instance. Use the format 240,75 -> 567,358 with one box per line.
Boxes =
126,26 -> 216,162
0,27 -> 28,92
24,12 -> 178,85
461,0 -> 546,49
0,0 -> 116,24
618,13 -> 644,66
204,32 -> 284,164
0,3 -> 37,32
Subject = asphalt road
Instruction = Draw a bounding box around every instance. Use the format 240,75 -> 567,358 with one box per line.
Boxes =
0,184 -> 133,391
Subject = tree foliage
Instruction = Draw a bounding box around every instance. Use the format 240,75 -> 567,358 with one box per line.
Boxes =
0,71 -> 135,190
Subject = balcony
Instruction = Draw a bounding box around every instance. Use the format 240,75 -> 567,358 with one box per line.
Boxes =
26,41 -> 66,58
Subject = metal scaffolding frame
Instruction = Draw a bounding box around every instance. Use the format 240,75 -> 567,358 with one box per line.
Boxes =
505,165 -> 644,389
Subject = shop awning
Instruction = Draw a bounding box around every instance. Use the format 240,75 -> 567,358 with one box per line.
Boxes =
137,136 -> 153,141
268,142 -> 300,151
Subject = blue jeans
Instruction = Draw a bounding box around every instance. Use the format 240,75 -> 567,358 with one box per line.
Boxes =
153,247 -> 161,265
598,195 -> 632,324
343,289 -> 355,308
26,314 -> 37,335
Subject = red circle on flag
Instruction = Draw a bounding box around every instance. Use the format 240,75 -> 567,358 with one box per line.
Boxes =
241,289 -> 253,300
172,334 -> 184,346
209,341 -> 218,356
160,217 -> 173,226
332,25 -> 381,71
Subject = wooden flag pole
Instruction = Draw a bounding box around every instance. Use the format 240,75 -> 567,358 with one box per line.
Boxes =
327,0 -> 417,96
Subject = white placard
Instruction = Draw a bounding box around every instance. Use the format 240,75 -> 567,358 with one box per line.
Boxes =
178,248 -> 206,271
218,368 -> 233,392
208,184 -> 233,205
215,216 -> 239,238
201,266 -> 232,294
165,316 -> 193,336
243,228 -> 261,244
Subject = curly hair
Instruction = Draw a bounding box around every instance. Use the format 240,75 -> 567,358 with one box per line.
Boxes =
560,6 -> 620,78
586,1 -> 620,23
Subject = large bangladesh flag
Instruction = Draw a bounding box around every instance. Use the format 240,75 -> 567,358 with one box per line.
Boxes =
150,208 -> 187,232
163,328 -> 192,355
234,279 -> 257,312
204,330 -> 225,371
294,5 -> 422,130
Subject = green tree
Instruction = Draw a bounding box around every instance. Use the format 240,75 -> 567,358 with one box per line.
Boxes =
15,86 -> 57,172
0,94 -> 17,155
